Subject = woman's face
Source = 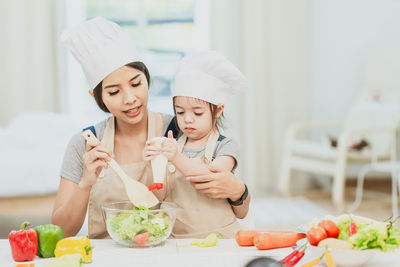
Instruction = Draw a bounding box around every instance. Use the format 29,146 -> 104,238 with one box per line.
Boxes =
102,66 -> 148,125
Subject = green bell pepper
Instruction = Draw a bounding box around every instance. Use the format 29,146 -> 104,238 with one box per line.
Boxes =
35,224 -> 64,258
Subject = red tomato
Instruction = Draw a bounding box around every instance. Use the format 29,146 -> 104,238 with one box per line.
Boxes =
306,226 -> 328,246
318,220 -> 340,238
133,232 -> 149,245
349,221 -> 357,236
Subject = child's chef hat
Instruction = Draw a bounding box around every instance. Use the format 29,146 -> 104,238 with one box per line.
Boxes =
61,17 -> 139,89
173,51 -> 247,105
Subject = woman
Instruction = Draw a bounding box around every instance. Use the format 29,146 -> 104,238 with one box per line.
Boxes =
52,17 -> 250,238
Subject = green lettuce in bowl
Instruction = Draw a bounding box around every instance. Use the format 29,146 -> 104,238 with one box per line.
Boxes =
102,201 -> 176,247
305,214 -> 400,252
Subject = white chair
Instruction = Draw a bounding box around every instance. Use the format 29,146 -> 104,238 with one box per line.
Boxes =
279,102 -> 400,210
349,129 -> 400,218
280,47 -> 400,211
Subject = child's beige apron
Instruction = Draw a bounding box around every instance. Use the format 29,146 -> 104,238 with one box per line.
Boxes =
165,131 -> 240,238
88,111 -> 163,239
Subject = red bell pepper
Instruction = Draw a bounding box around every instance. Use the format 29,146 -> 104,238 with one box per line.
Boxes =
8,221 -> 38,262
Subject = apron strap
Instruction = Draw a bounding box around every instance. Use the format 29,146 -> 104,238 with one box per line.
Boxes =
203,131 -> 220,163
176,130 -> 220,164
177,134 -> 187,153
102,116 -> 115,153
147,111 -> 156,140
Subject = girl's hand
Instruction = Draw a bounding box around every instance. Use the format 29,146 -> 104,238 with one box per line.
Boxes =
143,139 -> 162,161
80,140 -> 112,189
161,130 -> 178,161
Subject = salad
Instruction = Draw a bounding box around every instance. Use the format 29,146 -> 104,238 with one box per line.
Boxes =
107,206 -> 171,245
307,214 -> 400,252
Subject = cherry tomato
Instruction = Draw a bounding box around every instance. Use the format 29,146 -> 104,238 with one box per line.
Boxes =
349,221 -> 357,236
133,232 -> 149,245
318,220 -> 340,238
307,226 -> 328,246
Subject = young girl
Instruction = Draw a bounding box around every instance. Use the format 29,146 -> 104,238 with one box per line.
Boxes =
143,51 -> 250,238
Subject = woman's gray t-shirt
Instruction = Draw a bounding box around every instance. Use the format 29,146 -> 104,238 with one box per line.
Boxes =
60,114 -> 240,183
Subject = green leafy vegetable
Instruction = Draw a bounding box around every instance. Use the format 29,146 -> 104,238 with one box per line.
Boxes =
192,233 -> 222,247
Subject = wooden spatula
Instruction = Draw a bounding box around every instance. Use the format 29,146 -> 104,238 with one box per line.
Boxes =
82,129 -> 159,208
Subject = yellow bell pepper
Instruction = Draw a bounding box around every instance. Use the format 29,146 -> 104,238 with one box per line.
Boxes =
54,236 -> 92,262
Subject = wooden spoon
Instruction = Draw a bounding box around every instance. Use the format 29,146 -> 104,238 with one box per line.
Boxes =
82,129 -> 159,208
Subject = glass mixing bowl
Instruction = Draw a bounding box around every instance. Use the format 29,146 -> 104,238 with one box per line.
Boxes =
102,201 -> 176,247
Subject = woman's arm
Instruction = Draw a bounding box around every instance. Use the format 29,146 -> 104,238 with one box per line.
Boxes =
187,166 -> 250,219
52,178 -> 91,237
52,139 -> 111,237
208,156 -> 249,218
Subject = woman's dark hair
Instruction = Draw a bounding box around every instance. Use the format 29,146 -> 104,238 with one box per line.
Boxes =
92,61 -> 150,113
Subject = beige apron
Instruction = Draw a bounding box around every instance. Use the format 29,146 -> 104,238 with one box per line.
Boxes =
165,131 -> 240,238
88,111 -> 163,239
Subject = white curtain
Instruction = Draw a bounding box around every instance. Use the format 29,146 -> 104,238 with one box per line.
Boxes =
209,0 -> 313,194
0,0 -> 61,126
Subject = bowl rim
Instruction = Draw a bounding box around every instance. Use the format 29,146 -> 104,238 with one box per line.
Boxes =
101,200 -> 177,213
297,238 -> 381,253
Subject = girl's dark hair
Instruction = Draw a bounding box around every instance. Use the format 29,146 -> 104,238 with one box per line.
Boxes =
92,61 -> 150,113
172,97 -> 225,133
210,103 -> 225,130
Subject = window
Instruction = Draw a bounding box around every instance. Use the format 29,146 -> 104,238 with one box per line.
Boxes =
64,0 -> 207,118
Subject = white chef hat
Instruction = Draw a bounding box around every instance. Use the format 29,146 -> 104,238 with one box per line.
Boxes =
173,51 -> 247,105
61,16 -> 140,89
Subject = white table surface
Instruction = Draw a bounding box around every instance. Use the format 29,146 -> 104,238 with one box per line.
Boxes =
1,239 -> 400,267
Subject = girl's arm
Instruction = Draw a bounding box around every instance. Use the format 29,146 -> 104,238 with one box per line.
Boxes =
144,133 -> 249,218
171,153 -> 236,177
170,152 -> 212,176
209,155 -> 235,172
143,131 -> 212,177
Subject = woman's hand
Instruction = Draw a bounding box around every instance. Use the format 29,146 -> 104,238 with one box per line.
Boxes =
80,139 -> 112,189
186,165 -> 245,200
161,130 -> 178,161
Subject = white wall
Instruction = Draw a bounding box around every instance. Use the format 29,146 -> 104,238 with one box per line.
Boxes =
310,0 -> 400,121
0,0 -> 59,126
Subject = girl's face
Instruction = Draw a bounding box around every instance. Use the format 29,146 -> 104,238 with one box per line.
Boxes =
174,96 -> 219,140
101,66 -> 148,125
